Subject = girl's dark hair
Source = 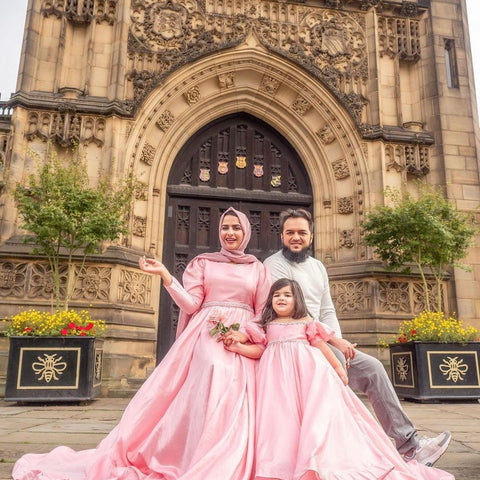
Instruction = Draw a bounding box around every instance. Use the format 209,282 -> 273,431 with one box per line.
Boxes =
261,278 -> 309,326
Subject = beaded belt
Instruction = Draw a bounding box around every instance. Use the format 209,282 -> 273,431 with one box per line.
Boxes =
267,339 -> 309,346
201,301 -> 254,313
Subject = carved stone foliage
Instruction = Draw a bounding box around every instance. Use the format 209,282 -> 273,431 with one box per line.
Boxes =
317,124 -> 336,145
29,263 -> 68,299
259,75 -> 281,96
127,1 -> 368,121
41,0 -> 117,24
385,143 -> 430,177
339,229 -> 354,248
25,110 -> 106,147
184,86 -> 201,104
332,158 -> 349,179
0,262 -> 28,298
218,72 -> 236,90
337,196 -> 354,214
378,16 -> 420,61
413,281 -> 444,314
330,280 -> 371,313
379,281 -> 410,313
72,266 -> 111,302
291,96 -> 312,116
118,269 -> 151,305
140,142 -> 156,165
133,216 -> 147,237
156,110 -> 175,132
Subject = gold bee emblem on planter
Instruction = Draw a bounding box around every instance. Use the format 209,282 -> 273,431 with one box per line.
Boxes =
439,356 -> 469,383
32,353 -> 67,383
236,156 -> 247,168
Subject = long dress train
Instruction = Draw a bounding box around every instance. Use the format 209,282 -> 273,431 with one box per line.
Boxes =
12,257 -> 270,480
251,320 -> 454,480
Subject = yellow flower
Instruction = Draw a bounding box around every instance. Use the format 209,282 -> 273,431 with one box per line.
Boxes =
393,311 -> 480,344
3,309 -> 106,337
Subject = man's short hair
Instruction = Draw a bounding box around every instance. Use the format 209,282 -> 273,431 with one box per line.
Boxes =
279,208 -> 313,232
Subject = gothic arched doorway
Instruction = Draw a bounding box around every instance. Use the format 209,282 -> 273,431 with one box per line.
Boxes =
157,113 -> 313,359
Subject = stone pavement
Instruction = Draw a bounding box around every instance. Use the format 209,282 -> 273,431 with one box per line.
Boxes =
0,397 -> 479,479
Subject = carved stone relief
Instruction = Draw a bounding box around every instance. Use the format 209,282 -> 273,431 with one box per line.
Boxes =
337,196 -> 354,214
135,182 -> 148,201
291,95 -> 312,116
330,280 -> 371,313
218,72 -> 236,90
317,124 -> 336,144
379,281 -> 410,313
385,143 -> 430,177
127,1 -> 368,122
118,269 -> 151,305
72,266 -> 111,302
332,158 -> 350,179
140,143 -> 156,165
156,110 -> 175,132
25,110 -> 106,147
0,262 -> 27,298
378,16 -> 420,61
42,0 -> 117,24
339,229 -> 354,248
184,86 -> 201,104
28,263 -> 68,299
259,75 -> 281,96
133,216 -> 147,237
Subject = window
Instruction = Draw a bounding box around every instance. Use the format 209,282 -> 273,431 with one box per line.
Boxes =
444,39 -> 459,88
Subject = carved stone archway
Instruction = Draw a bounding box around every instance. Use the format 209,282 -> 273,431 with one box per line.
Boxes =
126,36 -> 370,269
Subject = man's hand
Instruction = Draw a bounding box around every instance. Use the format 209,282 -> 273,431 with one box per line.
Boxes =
328,337 -> 357,366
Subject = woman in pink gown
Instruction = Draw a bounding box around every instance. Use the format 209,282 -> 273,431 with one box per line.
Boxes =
12,207 -> 270,480
247,278 -> 455,480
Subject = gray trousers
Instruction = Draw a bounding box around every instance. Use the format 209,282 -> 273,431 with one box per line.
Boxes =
329,344 -> 419,454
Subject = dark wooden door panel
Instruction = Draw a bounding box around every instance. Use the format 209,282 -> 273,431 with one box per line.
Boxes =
157,113 -> 313,360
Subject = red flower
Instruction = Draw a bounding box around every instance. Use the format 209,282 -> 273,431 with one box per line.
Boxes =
80,331 -> 86,336
68,322 -> 76,329
61,329 -> 69,335
23,327 -> 33,332
85,322 -> 94,331
411,329 -> 417,336
398,333 -> 408,343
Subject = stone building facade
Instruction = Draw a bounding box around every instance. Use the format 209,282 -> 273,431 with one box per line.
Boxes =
0,0 -> 479,395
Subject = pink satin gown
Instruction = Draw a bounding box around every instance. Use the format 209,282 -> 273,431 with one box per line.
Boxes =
12,257 -> 270,480
251,320 -> 455,480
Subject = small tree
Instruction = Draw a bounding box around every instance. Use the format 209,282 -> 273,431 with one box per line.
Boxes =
14,147 -> 137,310
362,184 -> 478,312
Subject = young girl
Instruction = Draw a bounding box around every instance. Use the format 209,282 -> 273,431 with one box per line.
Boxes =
228,278 -> 455,480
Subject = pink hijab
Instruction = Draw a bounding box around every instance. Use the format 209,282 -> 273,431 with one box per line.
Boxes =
176,207 -> 258,337
197,207 -> 258,264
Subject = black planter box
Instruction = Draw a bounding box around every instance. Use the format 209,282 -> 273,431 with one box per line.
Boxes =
390,341 -> 480,401
5,336 -> 103,402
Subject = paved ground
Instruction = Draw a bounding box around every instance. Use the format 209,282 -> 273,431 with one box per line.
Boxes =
0,397 -> 479,479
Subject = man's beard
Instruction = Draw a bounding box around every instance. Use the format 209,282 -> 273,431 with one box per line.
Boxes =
282,245 -> 311,263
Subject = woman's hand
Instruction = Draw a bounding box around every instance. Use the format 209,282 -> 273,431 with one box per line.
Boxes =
138,256 -> 173,286
221,330 -> 248,347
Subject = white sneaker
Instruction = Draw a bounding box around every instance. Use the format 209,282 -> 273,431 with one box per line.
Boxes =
404,431 -> 452,466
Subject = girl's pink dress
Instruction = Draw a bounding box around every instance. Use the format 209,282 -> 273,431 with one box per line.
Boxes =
12,257 -> 270,480
251,320 -> 454,480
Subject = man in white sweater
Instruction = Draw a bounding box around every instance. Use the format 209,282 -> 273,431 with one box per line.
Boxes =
263,208 -> 451,467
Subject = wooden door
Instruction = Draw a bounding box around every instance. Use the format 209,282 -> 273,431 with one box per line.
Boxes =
157,113 -> 313,359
